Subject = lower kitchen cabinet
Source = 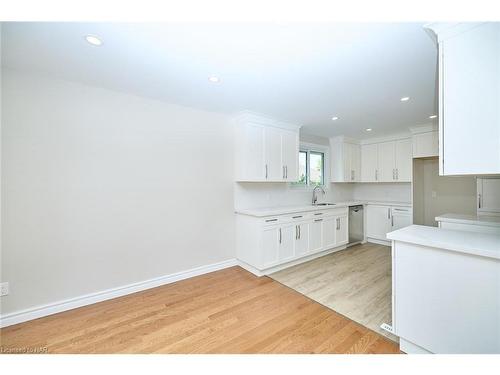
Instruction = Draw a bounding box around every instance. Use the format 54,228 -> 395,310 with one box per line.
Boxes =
336,214 -> 349,245
309,218 -> 324,253
366,204 -> 412,244
236,207 -> 349,275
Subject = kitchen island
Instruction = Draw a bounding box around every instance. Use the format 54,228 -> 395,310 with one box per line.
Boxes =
387,225 -> 500,353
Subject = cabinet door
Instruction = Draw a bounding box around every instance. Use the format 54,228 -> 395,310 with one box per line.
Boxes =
441,23 -> 500,175
281,129 -> 299,182
391,212 -> 412,231
322,216 -> 336,249
309,219 -> 323,253
350,144 -> 361,182
413,131 -> 438,158
295,223 -> 309,256
343,143 -> 352,181
395,138 -> 412,182
335,215 -> 348,245
378,141 -> 396,182
478,178 -> 500,214
236,123 -> 265,181
278,225 -> 295,262
264,127 -> 283,181
261,227 -> 279,267
361,143 -> 378,182
366,205 -> 391,240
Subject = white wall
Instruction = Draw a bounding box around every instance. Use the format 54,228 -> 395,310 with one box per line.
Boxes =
1,69 -> 235,315
413,158 -> 476,226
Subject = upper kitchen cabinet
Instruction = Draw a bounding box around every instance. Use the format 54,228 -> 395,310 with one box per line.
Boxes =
330,136 -> 361,182
360,138 -> 412,182
426,22 -> 500,175
233,112 -> 300,182
410,124 -> 439,158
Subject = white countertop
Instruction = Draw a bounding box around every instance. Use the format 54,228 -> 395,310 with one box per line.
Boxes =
236,200 -> 411,217
387,225 -> 500,260
435,213 -> 500,228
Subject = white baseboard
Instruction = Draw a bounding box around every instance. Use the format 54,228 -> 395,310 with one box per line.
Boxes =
239,245 -> 348,277
0,258 -> 238,328
367,238 -> 391,246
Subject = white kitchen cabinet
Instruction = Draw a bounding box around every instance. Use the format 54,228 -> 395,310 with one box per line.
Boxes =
295,222 -> 309,256
367,205 -> 392,241
278,225 -> 296,262
377,141 -> 396,182
360,138 -> 412,182
330,136 -> 361,182
264,127 -> 283,181
281,129 -> 299,181
309,218 -> 323,253
426,22 -> 500,175
395,138 -> 412,181
335,214 -> 348,245
412,131 -> 438,158
236,206 -> 350,275
323,216 -> 336,249
391,207 -> 413,231
261,227 -> 279,267
361,143 -> 379,182
366,204 -> 412,244
477,178 -> 500,215
234,112 -> 300,182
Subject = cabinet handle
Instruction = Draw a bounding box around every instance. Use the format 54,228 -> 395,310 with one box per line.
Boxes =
283,166 -> 285,179
314,212 -> 323,216
478,194 -> 482,209
391,214 -> 394,227
388,208 -> 391,219
336,218 -> 340,230
375,170 -> 378,181
295,225 -> 298,240
265,218 -> 278,222
315,218 -> 323,222
265,164 -> 268,179
285,166 -> 288,179
292,215 -> 303,219
279,228 -> 282,244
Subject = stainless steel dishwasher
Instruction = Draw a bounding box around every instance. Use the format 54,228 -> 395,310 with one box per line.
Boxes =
348,205 -> 364,246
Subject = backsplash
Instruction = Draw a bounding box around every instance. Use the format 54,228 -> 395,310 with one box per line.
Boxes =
234,182 -> 412,210
234,182 -> 353,210
350,182 -> 412,202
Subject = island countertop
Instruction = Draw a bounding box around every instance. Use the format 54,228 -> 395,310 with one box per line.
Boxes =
387,224 -> 500,260
435,213 -> 500,228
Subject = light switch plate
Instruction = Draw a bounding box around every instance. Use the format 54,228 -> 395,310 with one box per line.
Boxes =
0,282 -> 9,296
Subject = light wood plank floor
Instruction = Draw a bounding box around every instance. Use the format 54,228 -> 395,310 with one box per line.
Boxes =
0,266 -> 399,354
271,243 -> 397,341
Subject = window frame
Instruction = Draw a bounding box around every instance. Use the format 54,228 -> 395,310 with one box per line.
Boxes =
292,142 -> 329,190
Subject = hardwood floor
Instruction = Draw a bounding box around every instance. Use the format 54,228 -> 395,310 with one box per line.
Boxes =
271,243 -> 397,341
0,266 -> 399,354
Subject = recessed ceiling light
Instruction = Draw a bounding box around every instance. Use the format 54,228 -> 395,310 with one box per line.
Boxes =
365,128 -> 372,132
85,35 -> 102,46
208,76 -> 220,83
429,115 -> 438,119
400,96 -> 410,102
331,116 -> 339,121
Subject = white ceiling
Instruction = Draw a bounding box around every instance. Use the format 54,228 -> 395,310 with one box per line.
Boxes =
2,22 -> 438,138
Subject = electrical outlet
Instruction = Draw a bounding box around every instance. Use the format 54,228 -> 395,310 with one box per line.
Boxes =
0,282 -> 9,297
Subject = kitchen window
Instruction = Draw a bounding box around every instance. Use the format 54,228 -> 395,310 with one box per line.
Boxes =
296,148 -> 325,187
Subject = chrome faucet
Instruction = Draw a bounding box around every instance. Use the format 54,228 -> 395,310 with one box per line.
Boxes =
312,185 -> 326,205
